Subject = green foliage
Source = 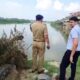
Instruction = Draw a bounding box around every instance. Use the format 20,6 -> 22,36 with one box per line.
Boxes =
50,20 -> 63,30
26,60 -> 32,69
44,61 -> 59,76
66,58 -> 80,80
27,60 -> 59,76
50,20 -> 68,41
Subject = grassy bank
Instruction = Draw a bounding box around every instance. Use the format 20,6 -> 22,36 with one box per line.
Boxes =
44,61 -> 59,76
27,60 -> 59,76
50,21 -> 62,30
27,58 -> 80,79
45,59 -> 80,79
50,21 -> 68,41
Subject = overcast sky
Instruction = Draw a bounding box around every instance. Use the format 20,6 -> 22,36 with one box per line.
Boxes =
0,0 -> 80,21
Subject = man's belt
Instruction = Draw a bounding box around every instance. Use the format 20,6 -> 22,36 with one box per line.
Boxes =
33,40 -> 45,42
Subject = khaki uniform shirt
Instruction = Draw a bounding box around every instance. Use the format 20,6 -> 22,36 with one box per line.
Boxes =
31,21 -> 48,42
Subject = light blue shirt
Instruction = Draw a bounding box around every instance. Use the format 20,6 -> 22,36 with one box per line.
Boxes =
67,24 -> 80,51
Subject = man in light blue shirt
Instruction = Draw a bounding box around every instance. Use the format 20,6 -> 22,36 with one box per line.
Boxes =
59,16 -> 80,80
67,24 -> 80,51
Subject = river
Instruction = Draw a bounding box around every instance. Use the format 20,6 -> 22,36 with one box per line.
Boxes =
0,23 -> 66,62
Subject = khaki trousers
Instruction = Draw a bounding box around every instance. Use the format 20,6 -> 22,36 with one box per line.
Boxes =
32,41 -> 45,71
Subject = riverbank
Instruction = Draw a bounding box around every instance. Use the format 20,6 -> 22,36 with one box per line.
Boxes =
4,60 -> 59,80
26,60 -> 59,75
44,59 -> 80,80
5,59 -> 80,80
50,21 -> 68,41
7,59 -> 79,80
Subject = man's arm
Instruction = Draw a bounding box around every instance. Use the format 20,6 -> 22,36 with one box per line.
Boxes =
44,26 -> 50,49
30,23 -> 32,32
70,38 -> 78,63
44,33 -> 50,47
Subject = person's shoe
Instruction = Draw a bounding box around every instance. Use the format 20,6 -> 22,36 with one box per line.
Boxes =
32,69 -> 37,73
37,69 -> 44,74
68,77 -> 74,80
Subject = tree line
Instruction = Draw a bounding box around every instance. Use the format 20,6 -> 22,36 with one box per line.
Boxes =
0,17 -> 31,24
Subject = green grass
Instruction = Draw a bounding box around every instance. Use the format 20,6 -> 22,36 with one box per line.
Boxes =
44,61 -> 59,76
66,58 -> 80,80
44,59 -> 80,79
27,60 -> 59,76
26,60 -> 32,69
27,58 -> 80,79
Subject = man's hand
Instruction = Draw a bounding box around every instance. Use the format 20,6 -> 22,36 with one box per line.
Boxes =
70,55 -> 74,63
47,44 -> 50,49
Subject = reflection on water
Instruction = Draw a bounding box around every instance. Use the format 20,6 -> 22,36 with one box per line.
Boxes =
0,24 -> 66,62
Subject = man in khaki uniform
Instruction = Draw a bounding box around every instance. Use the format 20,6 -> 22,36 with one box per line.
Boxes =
30,14 -> 50,73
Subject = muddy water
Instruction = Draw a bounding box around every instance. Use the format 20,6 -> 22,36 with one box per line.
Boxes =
0,23 -> 66,62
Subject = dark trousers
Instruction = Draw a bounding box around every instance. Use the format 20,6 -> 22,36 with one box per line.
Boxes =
59,50 -> 80,80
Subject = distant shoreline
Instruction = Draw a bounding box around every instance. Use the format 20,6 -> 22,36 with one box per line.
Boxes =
0,22 -> 30,25
0,17 -> 31,24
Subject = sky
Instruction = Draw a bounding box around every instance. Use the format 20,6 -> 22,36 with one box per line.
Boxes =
0,0 -> 80,21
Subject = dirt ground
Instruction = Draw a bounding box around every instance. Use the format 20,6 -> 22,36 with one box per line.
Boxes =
6,69 -> 38,80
